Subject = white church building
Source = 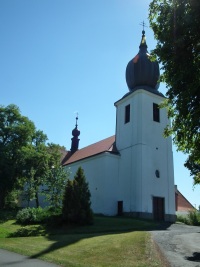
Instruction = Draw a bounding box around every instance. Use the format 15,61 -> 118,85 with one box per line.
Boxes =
62,30 -> 176,222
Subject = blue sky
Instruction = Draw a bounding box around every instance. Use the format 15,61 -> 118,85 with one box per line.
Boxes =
1,0 -> 199,208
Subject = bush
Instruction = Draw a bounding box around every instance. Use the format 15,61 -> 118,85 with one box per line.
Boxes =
176,214 -> 189,225
177,210 -> 200,226
16,207 -> 47,225
188,209 -> 200,226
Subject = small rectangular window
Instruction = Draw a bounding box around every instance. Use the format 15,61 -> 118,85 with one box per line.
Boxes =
153,103 -> 160,122
125,104 -> 130,124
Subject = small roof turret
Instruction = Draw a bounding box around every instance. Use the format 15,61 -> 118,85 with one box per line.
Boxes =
71,116 -> 80,153
72,116 -> 80,137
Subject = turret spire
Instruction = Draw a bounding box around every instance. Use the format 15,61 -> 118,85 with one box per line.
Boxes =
75,115 -> 78,128
70,114 -> 80,153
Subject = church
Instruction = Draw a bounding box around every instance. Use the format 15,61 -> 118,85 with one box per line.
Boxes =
62,30 -> 176,222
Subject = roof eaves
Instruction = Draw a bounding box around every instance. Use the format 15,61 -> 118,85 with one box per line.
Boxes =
114,88 -> 165,106
63,150 -> 119,166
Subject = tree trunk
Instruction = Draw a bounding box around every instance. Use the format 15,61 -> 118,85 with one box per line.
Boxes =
35,191 -> 39,208
0,189 -> 6,209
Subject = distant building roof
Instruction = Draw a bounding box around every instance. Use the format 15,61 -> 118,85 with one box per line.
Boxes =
62,135 -> 118,166
175,187 -> 195,212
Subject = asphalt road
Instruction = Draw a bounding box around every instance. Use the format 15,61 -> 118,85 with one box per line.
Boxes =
151,223 -> 200,267
0,249 -> 60,267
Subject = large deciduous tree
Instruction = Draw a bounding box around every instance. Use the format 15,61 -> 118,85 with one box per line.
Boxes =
149,0 -> 200,185
0,104 -> 35,208
0,104 -> 68,209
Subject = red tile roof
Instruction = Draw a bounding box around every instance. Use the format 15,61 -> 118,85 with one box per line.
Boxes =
175,189 -> 195,211
62,135 -> 118,166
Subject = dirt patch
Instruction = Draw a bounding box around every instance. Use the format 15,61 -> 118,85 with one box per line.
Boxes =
151,237 -> 171,267
145,233 -> 170,267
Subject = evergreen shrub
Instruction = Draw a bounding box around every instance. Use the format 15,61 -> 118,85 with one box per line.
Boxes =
62,167 -> 93,225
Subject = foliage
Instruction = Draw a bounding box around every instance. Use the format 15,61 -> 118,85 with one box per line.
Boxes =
62,167 -> 93,225
149,0 -> 200,184
42,166 -> 70,210
187,209 -> 200,226
15,207 -> 61,225
20,130 -> 48,207
22,142 -> 67,208
4,189 -> 21,209
16,207 -> 45,224
176,214 -> 188,224
177,210 -> 200,226
0,104 -> 68,209
22,168 -> 38,207
0,104 -> 36,208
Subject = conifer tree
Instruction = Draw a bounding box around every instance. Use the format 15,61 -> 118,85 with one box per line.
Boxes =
62,167 -> 93,224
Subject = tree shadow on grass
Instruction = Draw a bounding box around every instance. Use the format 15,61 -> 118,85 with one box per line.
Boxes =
8,225 -> 46,237
11,216 -> 172,260
29,232 -> 99,259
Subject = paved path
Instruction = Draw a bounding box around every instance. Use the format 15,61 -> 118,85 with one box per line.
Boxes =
151,223 -> 200,267
0,249 -> 60,267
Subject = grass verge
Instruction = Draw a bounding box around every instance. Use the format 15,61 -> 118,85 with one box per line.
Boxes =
0,213 -> 164,267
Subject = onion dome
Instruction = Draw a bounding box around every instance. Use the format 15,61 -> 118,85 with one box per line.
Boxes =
72,119 -> 80,137
126,30 -> 160,91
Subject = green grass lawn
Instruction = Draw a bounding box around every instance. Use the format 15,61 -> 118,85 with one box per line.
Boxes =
0,211 -> 164,267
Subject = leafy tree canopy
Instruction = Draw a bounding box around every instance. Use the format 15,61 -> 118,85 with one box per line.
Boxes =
0,104 -> 36,208
42,165 -> 69,210
149,0 -> 200,185
0,104 -> 67,208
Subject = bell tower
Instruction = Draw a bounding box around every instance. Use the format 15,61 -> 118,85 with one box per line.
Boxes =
114,31 -> 176,221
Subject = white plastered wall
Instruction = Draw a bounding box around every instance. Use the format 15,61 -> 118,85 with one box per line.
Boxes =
65,152 -> 120,216
115,89 -> 175,216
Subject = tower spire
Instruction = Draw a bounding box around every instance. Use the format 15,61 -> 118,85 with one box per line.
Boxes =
139,20 -> 147,32
139,21 -> 148,49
